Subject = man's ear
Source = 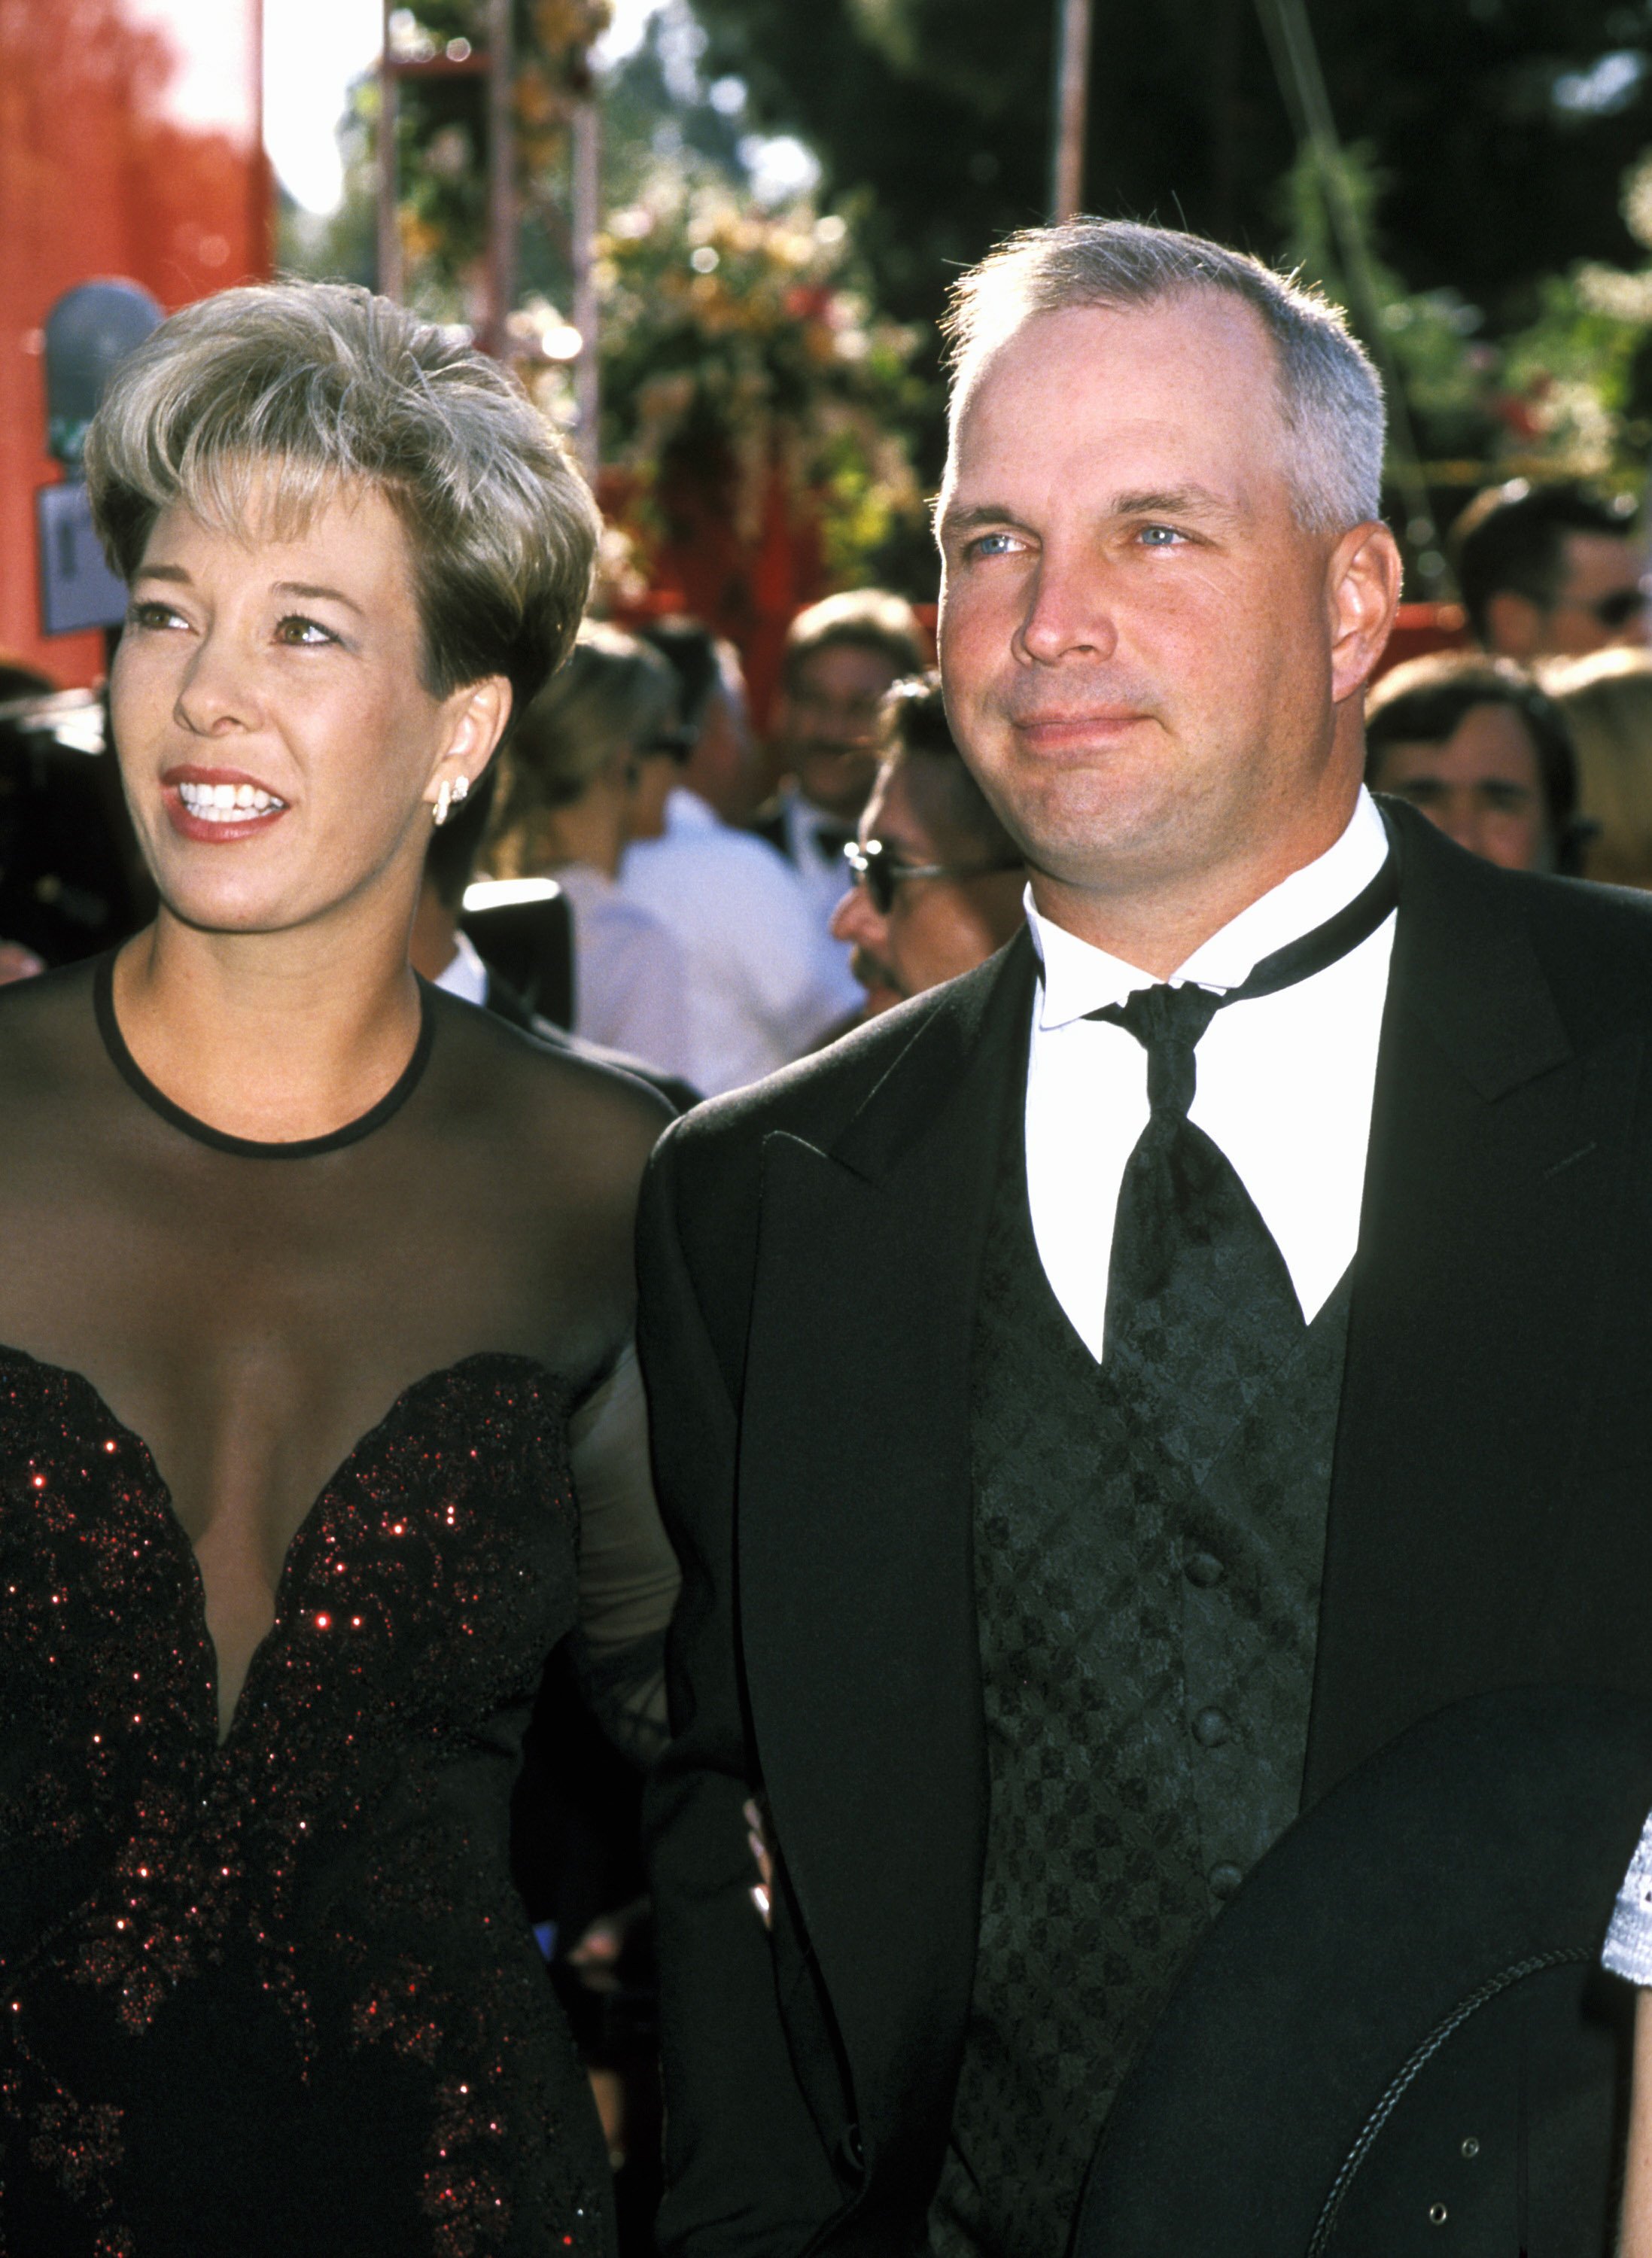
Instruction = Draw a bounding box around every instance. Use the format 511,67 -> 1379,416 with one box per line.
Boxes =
424,674 -> 512,814
1328,521 -> 1404,708
1483,589 -> 1544,660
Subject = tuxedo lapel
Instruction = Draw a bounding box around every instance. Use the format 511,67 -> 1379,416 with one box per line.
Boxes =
1307,810 -> 1645,1801
738,933 -> 1036,2164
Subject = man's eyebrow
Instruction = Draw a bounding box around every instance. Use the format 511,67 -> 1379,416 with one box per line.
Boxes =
939,485 -> 1248,536
1109,483 -> 1245,525
272,580 -> 366,616
936,502 -> 1033,537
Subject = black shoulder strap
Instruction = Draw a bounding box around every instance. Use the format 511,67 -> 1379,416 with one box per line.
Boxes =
463,893 -> 576,1031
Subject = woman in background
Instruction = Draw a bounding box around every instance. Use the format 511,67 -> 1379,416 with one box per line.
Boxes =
1545,644 -> 1652,889
0,280 -> 678,2257
486,624 -> 695,1085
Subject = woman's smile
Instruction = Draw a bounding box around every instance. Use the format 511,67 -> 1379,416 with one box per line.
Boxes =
163,763 -> 290,842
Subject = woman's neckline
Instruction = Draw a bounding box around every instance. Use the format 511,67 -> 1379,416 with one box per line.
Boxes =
93,951 -> 437,1160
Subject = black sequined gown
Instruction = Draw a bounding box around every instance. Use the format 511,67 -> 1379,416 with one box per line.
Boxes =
0,957 -> 681,2258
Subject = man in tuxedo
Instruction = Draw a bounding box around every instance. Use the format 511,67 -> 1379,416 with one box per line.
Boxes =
829,673 -> 1024,1020
752,592 -> 929,1026
636,219 -> 1652,2258
1452,478 -> 1646,662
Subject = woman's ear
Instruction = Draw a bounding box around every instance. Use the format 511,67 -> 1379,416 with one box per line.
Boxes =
424,675 -> 512,815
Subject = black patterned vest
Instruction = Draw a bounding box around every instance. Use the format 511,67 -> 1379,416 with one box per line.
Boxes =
929,1100 -> 1352,2258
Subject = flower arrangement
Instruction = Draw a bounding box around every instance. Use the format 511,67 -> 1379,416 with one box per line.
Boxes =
595,181 -> 925,580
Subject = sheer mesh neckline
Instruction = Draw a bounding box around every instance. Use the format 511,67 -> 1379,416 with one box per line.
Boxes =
93,951 -> 437,1160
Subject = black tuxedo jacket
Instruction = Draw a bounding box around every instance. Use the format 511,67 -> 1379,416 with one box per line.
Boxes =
635,804 -> 1652,2258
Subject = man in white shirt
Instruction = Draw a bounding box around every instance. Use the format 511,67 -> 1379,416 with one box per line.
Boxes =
623,785 -> 854,1095
750,589 -> 928,1021
622,622 -> 850,1094
638,218 -> 1652,2258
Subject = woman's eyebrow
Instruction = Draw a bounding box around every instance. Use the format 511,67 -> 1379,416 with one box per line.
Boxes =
272,580 -> 367,616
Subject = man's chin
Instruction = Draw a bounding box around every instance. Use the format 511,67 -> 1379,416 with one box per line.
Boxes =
797,751 -> 879,815
862,986 -> 906,1018
852,959 -> 907,1018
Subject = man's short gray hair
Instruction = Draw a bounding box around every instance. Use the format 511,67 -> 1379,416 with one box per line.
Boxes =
942,219 -> 1386,535
85,280 -> 599,714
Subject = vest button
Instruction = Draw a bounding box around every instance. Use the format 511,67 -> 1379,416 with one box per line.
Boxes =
837,2123 -> 866,2174
1185,1551 -> 1225,1587
1193,1706 -> 1231,1747
1209,1861 -> 1244,1899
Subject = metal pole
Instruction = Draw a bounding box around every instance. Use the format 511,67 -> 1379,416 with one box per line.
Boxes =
485,0 -> 515,354
1050,0 -> 1094,224
376,0 -> 402,300
1252,0 -> 1447,584
570,93 -> 601,474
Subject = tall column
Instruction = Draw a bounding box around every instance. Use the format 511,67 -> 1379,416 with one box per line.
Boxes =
1051,0 -> 1094,224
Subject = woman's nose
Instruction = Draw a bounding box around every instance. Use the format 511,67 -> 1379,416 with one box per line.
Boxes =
174,634 -> 257,737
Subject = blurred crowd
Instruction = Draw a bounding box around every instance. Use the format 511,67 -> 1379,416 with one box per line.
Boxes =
9,474 -> 1652,1085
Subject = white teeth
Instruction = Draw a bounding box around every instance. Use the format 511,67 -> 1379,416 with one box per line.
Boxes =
176,778 -> 284,822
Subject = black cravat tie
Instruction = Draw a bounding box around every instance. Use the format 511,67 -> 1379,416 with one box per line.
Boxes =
1086,854 -> 1397,1386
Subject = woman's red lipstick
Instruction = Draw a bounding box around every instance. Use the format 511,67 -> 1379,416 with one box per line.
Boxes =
160,765 -> 290,844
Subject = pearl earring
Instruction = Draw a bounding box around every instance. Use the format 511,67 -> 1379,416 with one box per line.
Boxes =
431,774 -> 470,828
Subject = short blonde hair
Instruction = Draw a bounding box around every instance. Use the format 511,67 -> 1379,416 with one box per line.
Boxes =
1544,646 -> 1652,888
84,280 -> 598,712
490,623 -> 677,872
942,219 -> 1385,534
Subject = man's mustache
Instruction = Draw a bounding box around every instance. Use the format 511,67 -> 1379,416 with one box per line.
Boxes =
850,947 -> 904,998
991,670 -> 1163,729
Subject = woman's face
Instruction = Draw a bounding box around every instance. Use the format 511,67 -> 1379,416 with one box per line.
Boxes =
110,479 -> 507,936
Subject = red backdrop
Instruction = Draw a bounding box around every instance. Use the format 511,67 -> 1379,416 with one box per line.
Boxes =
0,0 -> 269,689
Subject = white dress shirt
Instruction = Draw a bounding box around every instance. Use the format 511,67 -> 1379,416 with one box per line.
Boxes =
549,863 -> 697,1084
777,784 -> 867,1023
1027,790 -> 1395,1362
433,929 -> 490,1007
620,789 -> 847,1095
1603,1813 -> 1652,1985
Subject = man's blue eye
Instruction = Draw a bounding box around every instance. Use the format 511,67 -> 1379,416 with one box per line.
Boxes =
972,532 -> 1021,558
1139,525 -> 1183,546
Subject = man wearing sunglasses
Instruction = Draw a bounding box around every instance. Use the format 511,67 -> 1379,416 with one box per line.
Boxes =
1453,477 -> 1647,662
638,220 -> 1652,2258
830,673 -> 1024,1020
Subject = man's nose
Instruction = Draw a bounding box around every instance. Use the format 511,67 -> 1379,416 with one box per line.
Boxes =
831,881 -> 885,948
1015,549 -> 1118,665
1433,792 -> 1486,859
816,707 -> 878,745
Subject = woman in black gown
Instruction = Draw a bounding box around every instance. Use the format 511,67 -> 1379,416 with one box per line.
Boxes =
0,282 -> 681,2256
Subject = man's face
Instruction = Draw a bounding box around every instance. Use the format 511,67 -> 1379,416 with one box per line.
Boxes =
1546,533 -> 1644,658
829,754 -> 1024,1016
1486,531 -> 1647,660
935,295 -> 1400,957
777,641 -> 905,819
1370,701 -> 1553,872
